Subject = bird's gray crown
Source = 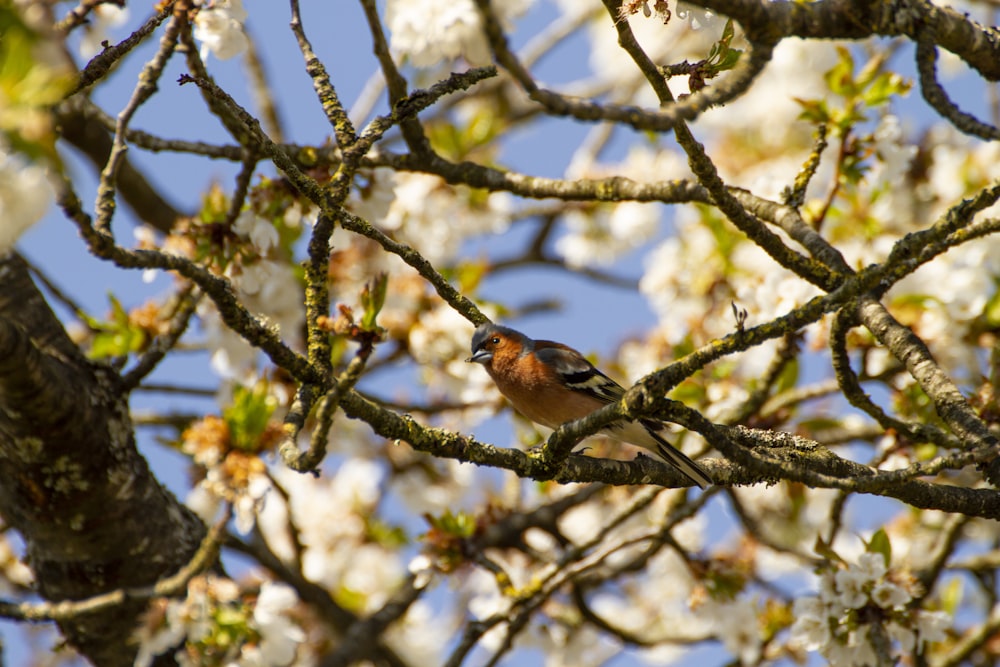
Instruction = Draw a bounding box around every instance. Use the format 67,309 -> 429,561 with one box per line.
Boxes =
470,322 -> 529,355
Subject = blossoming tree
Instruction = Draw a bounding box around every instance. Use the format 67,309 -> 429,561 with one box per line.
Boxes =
2,0 -> 1000,665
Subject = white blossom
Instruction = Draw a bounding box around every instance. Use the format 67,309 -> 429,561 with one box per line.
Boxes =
699,38 -> 839,147
377,171 -> 512,264
385,599 -> 450,665
408,303 -> 500,429
203,258 -> 304,378
184,483 -> 222,526
871,579 -> 912,609
261,462 -> 404,613
393,458 -> 479,515
193,0 -> 248,61
790,597 -> 831,651
408,554 -> 435,589
535,622 -> 619,667
916,609 -> 950,647
386,0 -> 531,67
555,201 -> 660,268
640,223 -> 714,343
466,567 -> 512,621
871,115 -> 917,187
699,597 -> 762,664
888,620 -> 917,653
133,608 -> 187,667
835,567 -> 872,609
0,146 -> 51,253
234,210 -> 280,254
233,471 -> 272,534
675,2 -> 715,29
252,582 -> 307,665
133,576 -> 306,667
791,549 -> 951,664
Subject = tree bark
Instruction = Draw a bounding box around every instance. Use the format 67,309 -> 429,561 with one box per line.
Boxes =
0,252 -> 205,666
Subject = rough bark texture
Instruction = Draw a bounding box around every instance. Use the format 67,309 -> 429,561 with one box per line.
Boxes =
0,253 -> 205,666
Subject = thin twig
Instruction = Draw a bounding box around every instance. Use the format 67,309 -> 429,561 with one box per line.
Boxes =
122,284 -> 202,391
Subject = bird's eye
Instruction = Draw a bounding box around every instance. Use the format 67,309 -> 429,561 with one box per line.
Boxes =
491,336 -> 500,345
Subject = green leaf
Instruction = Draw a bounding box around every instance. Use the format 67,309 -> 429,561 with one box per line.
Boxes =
866,527 -> 892,568
813,535 -> 847,567
334,586 -> 368,613
716,47 -> 743,72
984,287 -> 1000,327
86,294 -> 148,359
825,47 -> 856,97
704,19 -> 742,76
720,17 -> 735,45
770,358 -> 798,395
795,98 -> 831,124
223,382 -> 278,452
862,72 -> 911,107
109,294 -> 129,325
360,273 -> 388,331
89,328 -> 144,359
940,576 -> 963,615
367,518 -> 409,548
0,5 -> 73,162
426,509 -> 476,538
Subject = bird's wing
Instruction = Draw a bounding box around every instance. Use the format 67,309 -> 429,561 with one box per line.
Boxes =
535,344 -> 713,489
534,344 -> 625,405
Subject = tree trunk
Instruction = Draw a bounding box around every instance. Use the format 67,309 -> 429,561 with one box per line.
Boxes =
0,252 -> 205,666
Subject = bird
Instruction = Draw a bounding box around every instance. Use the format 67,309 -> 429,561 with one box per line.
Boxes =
467,322 -> 712,488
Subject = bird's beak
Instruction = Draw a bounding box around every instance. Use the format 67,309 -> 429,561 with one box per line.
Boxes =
467,350 -> 492,364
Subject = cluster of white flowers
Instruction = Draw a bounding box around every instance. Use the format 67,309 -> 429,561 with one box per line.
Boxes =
134,577 -> 306,667
733,485 -> 844,556
555,201 -> 660,268
385,0 -> 531,68
639,211 -> 719,345
258,461 -> 406,613
199,257 -> 304,378
638,205 -> 826,386
0,144 -> 52,253
556,146 -> 690,268
351,168 -> 513,266
884,234 -> 1000,378
855,126 -> 1000,380
457,490 -> 711,663
701,38 -> 839,152
573,0 -> 720,106
193,0 -> 248,61
697,596 -> 763,665
870,115 -> 918,190
790,552 -> 950,664
233,209 -> 280,256
409,304 -> 499,423
186,456 -> 272,535
222,206 -> 300,365
820,120 -> 1000,381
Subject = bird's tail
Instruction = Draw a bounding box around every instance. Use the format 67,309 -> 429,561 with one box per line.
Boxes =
641,421 -> 713,489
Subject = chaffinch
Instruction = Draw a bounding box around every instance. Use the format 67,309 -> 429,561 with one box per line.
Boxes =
467,322 -> 712,489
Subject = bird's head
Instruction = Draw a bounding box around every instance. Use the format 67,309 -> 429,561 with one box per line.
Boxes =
467,322 -> 527,366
